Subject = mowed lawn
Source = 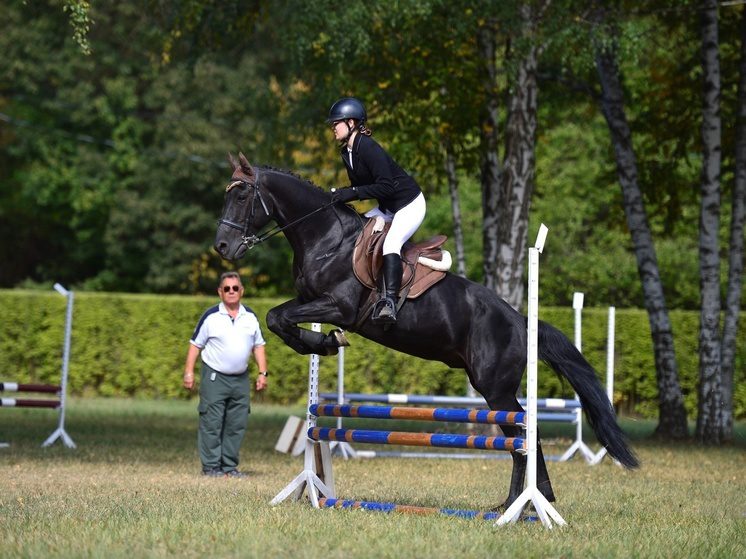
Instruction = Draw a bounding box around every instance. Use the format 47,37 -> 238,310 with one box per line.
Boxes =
1,398 -> 744,559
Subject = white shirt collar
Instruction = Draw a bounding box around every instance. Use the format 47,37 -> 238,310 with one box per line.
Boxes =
219,302 -> 245,316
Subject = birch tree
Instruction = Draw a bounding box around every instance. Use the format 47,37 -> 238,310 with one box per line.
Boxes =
721,7 -> 746,441
479,2 -> 549,309
592,9 -> 688,439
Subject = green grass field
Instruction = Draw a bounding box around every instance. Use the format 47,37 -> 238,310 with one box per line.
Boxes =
1,398 -> 744,558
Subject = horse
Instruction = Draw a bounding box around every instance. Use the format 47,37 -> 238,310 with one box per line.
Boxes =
214,153 -> 638,510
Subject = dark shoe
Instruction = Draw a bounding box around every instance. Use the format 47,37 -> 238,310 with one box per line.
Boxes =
202,468 -> 224,477
225,470 -> 249,479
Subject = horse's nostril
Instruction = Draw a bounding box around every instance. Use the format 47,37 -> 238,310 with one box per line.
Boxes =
215,241 -> 228,254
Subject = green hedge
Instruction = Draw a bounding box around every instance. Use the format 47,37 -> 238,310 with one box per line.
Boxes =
0,290 -> 743,419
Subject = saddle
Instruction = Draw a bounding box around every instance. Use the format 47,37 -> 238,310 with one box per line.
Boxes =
352,217 -> 451,300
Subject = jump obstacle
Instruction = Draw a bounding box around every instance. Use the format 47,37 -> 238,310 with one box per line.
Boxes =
1,383 -> 63,408
0,283 -> 76,448
272,225 -> 567,528
309,297 -> 616,464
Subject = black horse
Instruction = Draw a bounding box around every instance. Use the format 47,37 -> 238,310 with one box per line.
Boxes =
214,153 -> 638,509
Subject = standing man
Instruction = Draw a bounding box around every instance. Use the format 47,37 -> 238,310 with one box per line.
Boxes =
183,271 -> 268,478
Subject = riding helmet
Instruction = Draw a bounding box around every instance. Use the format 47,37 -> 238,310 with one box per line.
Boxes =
326,97 -> 367,123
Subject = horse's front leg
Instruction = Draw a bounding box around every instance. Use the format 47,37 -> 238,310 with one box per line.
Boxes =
266,296 -> 350,356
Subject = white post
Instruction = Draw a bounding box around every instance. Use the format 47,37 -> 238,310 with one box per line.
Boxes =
271,323 -> 335,507
42,284 -> 76,448
590,306 -> 616,465
330,345 -> 357,459
605,306 -> 615,405
559,293 -> 594,463
496,224 -> 565,529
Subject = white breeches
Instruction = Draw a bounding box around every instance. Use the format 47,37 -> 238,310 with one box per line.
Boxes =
365,193 -> 426,256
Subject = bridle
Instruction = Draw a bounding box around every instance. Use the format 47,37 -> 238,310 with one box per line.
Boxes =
217,168 -> 338,251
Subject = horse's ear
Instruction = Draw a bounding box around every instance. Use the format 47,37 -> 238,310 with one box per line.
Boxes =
238,152 -> 254,176
227,152 -> 239,170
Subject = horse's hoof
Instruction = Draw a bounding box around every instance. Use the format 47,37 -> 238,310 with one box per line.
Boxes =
332,329 -> 350,347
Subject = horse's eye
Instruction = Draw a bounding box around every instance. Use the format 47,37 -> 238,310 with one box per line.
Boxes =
237,195 -> 248,202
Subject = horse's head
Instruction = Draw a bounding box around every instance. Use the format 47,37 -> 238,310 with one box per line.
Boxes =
214,152 -> 273,261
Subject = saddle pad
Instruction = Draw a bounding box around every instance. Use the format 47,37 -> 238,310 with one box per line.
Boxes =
352,218 -> 448,299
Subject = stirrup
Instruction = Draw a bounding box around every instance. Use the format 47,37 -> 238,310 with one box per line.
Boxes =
372,297 -> 397,324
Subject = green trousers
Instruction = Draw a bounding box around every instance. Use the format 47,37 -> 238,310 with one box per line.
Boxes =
198,363 -> 251,472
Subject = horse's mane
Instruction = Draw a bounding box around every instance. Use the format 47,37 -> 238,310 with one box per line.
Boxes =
259,165 -> 365,225
260,165 -> 327,194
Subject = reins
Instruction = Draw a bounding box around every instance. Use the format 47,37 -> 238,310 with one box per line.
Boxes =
218,169 -> 339,251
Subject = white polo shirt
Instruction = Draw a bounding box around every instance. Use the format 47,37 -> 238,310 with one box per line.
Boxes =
190,303 -> 266,375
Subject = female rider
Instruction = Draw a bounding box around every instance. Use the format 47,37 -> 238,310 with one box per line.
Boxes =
327,97 -> 426,324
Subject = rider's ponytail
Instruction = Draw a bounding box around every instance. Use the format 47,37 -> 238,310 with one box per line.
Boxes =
358,122 -> 372,136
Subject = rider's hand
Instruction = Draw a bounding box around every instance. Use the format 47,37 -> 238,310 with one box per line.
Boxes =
331,187 -> 358,204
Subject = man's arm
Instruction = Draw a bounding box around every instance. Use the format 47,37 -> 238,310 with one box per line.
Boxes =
183,344 -> 201,390
253,344 -> 267,391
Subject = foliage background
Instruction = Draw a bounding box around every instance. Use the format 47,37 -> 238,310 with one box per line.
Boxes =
1,290 -> 743,419
1,1 -> 742,310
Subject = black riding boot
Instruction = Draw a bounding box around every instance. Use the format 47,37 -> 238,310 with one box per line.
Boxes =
373,253 -> 402,324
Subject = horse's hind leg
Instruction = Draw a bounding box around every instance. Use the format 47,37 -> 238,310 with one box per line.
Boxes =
473,366 -> 556,509
488,419 -> 555,510
468,309 -> 557,511
535,439 -> 555,502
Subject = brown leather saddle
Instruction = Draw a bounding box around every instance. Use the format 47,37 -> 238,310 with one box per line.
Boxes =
352,217 -> 450,301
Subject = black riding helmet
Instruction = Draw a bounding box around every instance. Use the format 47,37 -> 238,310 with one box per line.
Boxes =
326,97 -> 367,123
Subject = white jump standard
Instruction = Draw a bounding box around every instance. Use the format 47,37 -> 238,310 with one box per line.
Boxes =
495,225 -> 565,527
270,323 -> 335,508
0,283 -> 76,449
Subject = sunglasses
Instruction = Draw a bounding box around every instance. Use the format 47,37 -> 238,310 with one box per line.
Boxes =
222,285 -> 241,293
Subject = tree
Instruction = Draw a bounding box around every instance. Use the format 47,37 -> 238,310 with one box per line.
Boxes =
592,7 -> 688,439
491,2 -> 549,309
696,0 -> 746,443
63,0 -> 92,55
722,7 -> 746,440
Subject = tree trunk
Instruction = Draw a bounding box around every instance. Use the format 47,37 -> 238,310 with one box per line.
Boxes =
594,36 -> 688,440
696,0 -> 724,444
444,140 -> 467,278
477,19 -> 502,294
495,3 -> 541,310
721,7 -> 746,442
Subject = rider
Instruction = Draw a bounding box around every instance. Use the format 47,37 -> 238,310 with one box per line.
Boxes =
327,97 -> 426,324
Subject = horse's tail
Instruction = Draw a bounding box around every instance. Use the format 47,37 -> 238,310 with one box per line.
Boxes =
537,320 -> 639,469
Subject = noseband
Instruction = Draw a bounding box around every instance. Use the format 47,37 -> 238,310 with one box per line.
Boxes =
217,169 -> 337,251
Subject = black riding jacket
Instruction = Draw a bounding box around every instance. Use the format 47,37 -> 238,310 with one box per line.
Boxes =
342,134 -> 422,214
